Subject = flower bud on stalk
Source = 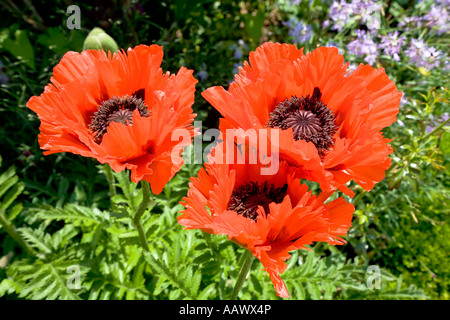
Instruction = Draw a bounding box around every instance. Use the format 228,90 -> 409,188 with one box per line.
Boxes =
83,27 -> 119,53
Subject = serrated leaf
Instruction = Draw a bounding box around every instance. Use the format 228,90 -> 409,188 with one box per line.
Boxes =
0,278 -> 22,296
0,182 -> 24,212
301,252 -> 315,276
292,281 -> 305,300
18,227 -> 53,254
190,270 -> 202,298
35,204 -> 109,225
193,252 -> 213,265
7,203 -> 22,222
197,283 -> 216,300
306,281 -> 320,300
0,166 -> 17,197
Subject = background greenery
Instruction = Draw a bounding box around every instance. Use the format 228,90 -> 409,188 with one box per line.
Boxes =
0,0 -> 448,300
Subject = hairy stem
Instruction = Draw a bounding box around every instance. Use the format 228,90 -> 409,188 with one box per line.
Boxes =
133,180 -> 152,252
0,211 -> 36,257
230,250 -> 255,299
103,164 -> 118,212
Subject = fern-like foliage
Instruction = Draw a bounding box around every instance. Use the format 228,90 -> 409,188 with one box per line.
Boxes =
0,159 -> 430,300
4,258 -> 88,300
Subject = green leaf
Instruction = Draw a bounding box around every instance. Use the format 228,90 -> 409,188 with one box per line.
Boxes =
197,283 -> 216,300
7,203 -> 23,222
0,181 -> 25,212
18,226 -> 54,255
37,27 -> 84,54
0,29 -> 35,69
35,204 -> 109,226
7,259 -> 83,300
244,11 -> 265,46
0,278 -> 22,297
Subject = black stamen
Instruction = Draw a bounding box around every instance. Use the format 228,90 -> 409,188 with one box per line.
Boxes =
227,181 -> 288,221
89,93 -> 150,144
267,87 -> 338,156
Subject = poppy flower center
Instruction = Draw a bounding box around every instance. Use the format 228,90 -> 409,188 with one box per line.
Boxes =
227,181 -> 288,221
267,87 -> 338,155
89,94 -> 150,144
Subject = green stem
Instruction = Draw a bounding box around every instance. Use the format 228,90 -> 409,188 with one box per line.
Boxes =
0,211 -> 36,257
352,190 -> 367,207
133,180 -> 152,252
103,164 -> 118,212
420,118 -> 450,144
230,250 -> 255,300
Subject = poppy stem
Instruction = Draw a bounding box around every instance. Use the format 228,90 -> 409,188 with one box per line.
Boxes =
133,180 -> 152,252
230,250 -> 255,300
103,164 -> 118,212
0,211 -> 37,257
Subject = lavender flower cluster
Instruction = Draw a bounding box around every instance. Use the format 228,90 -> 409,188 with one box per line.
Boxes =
347,29 -> 379,64
328,0 -> 382,31
401,0 -> 450,35
325,0 -> 448,70
229,39 -> 249,75
283,17 -> 313,45
197,39 -> 249,82
404,39 -> 444,70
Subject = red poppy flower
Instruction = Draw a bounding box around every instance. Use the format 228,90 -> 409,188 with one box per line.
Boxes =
202,42 -> 402,196
27,45 -> 197,194
178,142 -> 354,298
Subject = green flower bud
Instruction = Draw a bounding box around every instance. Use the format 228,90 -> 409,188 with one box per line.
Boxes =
83,27 -> 119,54
388,168 -> 404,190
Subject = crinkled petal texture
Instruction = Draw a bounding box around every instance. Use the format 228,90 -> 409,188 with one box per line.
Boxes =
202,42 -> 402,196
27,45 -> 197,194
178,143 -> 354,298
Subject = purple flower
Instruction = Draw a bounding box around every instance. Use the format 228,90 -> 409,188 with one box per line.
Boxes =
134,2 -> 144,14
283,18 -> 312,44
290,0 -> 314,5
358,0 -> 382,30
0,61 -> 8,84
423,4 -> 450,35
229,40 -> 249,61
196,63 -> 209,82
405,39 -> 443,70
425,125 -> 434,133
378,31 -> 406,62
419,0 -> 450,6
232,63 -> 242,75
348,62 -> 359,73
329,0 -> 382,31
399,92 -> 408,107
347,29 -> 378,64
398,16 -> 423,31
329,0 -> 357,31
426,112 -> 450,133
443,58 -> 450,72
